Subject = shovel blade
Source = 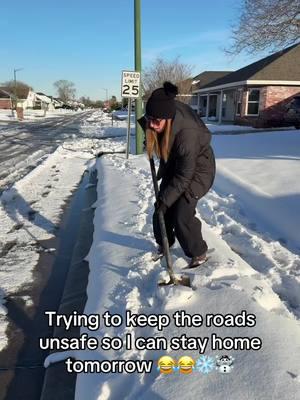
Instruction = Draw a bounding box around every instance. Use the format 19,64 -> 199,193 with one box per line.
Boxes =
158,275 -> 191,287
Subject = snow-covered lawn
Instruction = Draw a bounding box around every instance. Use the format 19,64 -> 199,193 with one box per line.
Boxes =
204,120 -> 295,134
206,121 -> 259,133
44,113 -> 300,399
211,131 -> 300,252
0,108 -> 83,122
23,109 -> 84,120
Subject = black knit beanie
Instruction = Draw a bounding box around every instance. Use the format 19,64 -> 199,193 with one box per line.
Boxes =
146,81 -> 178,119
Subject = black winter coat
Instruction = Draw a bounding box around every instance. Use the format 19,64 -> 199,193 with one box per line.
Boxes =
140,101 -> 216,208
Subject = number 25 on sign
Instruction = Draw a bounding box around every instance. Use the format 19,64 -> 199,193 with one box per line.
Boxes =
121,71 -> 140,98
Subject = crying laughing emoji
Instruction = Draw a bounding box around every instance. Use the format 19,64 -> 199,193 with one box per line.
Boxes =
177,356 -> 195,374
157,356 -> 176,374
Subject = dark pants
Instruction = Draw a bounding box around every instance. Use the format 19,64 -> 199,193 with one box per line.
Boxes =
153,194 -> 208,258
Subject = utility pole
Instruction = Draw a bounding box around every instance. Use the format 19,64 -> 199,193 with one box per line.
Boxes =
13,68 -> 23,111
103,88 -> 108,101
134,0 -> 143,154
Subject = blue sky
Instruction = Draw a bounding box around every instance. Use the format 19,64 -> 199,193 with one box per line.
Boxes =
0,0 -> 259,100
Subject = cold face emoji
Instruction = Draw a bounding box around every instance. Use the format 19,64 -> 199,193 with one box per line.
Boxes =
157,356 -> 176,374
178,356 -> 195,374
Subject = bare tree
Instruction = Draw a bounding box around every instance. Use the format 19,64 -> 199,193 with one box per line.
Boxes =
142,57 -> 193,102
226,0 -> 300,55
2,80 -> 32,99
79,96 -> 92,107
53,80 -> 76,102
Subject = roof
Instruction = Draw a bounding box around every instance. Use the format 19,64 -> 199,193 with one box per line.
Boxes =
199,43 -> 300,91
192,71 -> 232,91
178,77 -> 193,94
0,89 -> 11,99
36,92 -> 52,103
0,85 -> 31,99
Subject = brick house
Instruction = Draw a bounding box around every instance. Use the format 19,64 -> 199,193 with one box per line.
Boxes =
192,43 -> 300,127
0,89 -> 12,109
0,85 -> 35,109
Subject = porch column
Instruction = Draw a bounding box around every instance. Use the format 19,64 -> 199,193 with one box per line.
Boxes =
206,94 -> 210,119
218,90 -> 223,124
197,93 -> 200,114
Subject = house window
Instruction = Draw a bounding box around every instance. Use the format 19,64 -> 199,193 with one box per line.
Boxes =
247,88 -> 260,115
190,95 -> 198,106
236,89 -> 242,115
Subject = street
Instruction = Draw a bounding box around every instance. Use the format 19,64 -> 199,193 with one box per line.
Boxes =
0,111 -> 100,399
0,111 -> 92,193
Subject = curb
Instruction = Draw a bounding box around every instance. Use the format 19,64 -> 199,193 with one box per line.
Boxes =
211,126 -> 297,135
40,168 -> 97,400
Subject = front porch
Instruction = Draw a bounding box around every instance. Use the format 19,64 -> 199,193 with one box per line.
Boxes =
197,89 -> 237,123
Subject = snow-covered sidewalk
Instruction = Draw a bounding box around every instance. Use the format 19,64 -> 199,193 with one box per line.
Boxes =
67,146 -> 300,399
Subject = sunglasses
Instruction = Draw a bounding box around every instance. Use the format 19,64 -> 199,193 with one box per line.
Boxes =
144,115 -> 163,125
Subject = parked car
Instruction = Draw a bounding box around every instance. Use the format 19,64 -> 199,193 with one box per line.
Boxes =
285,95 -> 300,129
62,104 -> 73,110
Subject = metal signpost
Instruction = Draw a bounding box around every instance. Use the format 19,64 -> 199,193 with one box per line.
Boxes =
121,70 -> 141,159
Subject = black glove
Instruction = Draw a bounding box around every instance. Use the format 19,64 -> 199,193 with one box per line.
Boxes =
155,199 -> 168,214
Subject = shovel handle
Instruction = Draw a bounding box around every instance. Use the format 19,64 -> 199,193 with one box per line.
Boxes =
149,158 -> 159,197
149,158 -> 178,284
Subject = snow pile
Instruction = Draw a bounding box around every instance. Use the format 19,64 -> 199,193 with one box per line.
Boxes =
62,137 -> 126,155
23,109 -> 79,120
0,110 -> 16,121
79,110 -> 133,139
0,141 -> 94,351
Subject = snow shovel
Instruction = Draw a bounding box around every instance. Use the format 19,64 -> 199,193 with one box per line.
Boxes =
149,158 -> 191,287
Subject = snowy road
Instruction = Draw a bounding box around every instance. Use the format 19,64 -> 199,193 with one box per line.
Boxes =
0,111 -> 92,192
0,111 -> 111,353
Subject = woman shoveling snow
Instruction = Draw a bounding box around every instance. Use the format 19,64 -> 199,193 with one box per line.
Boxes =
139,81 -> 216,269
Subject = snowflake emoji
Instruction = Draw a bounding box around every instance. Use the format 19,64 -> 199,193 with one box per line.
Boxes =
195,355 -> 215,374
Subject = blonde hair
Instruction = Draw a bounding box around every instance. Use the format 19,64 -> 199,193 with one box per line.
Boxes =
146,119 -> 172,162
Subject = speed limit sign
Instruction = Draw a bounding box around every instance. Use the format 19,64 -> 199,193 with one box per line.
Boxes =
121,70 -> 141,98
